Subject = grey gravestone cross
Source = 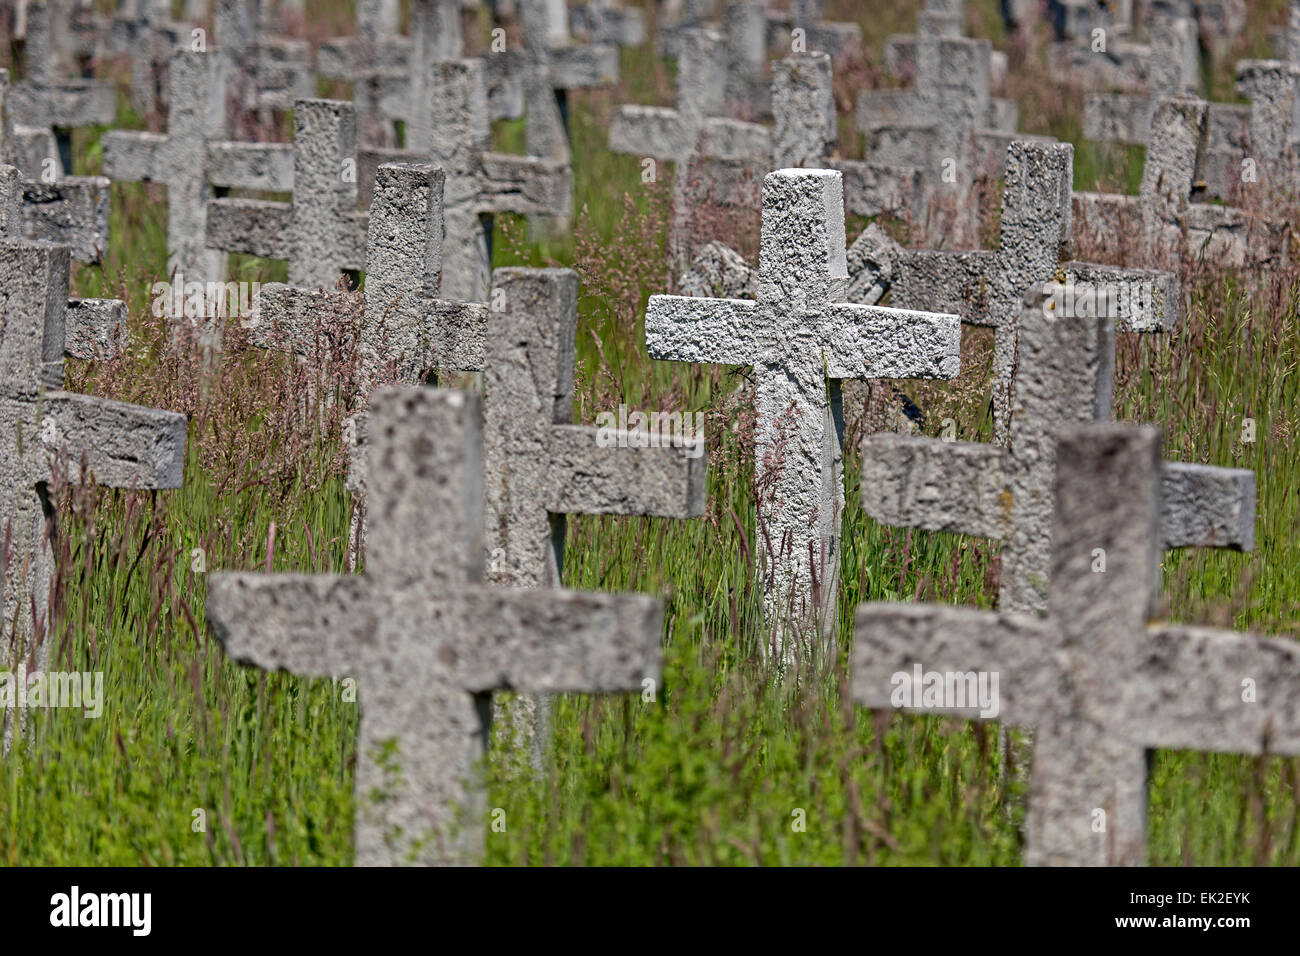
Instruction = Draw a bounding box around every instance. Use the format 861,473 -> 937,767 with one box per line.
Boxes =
767,0 -> 862,61
1,165 -> 128,357
1074,96 -> 1259,268
358,59 -> 569,303
1081,14 -> 1199,148
483,267 -> 707,590
107,0 -> 191,117
646,168 -> 961,652
862,284 -> 1254,618
0,239 -> 186,744
677,51 -> 926,266
102,48 -> 228,280
0,68 -> 60,177
207,386 -> 663,866
854,422 -> 1299,866
7,0 -> 116,175
610,27 -> 771,268
656,0 -> 718,58
1197,60 -> 1300,201
888,141 -> 1179,444
252,162 -> 486,386
206,98 -> 364,290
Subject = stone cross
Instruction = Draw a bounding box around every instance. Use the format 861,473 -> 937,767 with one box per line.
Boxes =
861,284 -> 1253,618
1,165 -> 128,356
645,168 -> 961,652
213,0 -> 314,118
357,59 -> 569,303
102,48 -> 228,280
1196,60 -> 1300,201
1081,14 -> 1199,147
673,53 -> 923,268
5,171 -> 111,265
887,141 -> 1179,444
766,0 -> 862,61
206,98 -> 364,290
482,267 -> 706,589
206,385 -> 664,866
858,12 -> 1039,239
0,69 -> 60,178
252,162 -> 486,386
610,27 -> 771,268
655,0 -> 718,59
7,0 -> 116,175
853,422 -> 1298,866
1073,96 -> 1259,269
107,0 -> 190,117
0,239 -> 186,744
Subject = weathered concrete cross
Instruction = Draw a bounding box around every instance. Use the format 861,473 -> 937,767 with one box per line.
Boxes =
1073,96 -> 1262,269
570,0 -> 646,47
107,0 -> 191,117
861,285 -> 1254,617
887,141 -> 1179,443
7,0 -> 116,175
646,168 -> 961,651
1,165 -> 128,357
766,0 -> 862,62
252,162 -> 486,386
853,422 -> 1297,866
357,59 -> 569,302
0,69 -> 60,178
0,239 -> 186,712
102,48 -> 229,280
1081,13 -> 1199,147
206,98 -> 364,290
213,0 -> 314,117
206,386 -> 663,866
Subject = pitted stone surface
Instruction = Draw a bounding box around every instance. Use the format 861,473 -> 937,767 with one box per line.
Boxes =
854,423 -> 1296,866
206,386 -> 664,866
646,169 -> 961,649
861,290 -> 1254,619
678,241 -> 755,299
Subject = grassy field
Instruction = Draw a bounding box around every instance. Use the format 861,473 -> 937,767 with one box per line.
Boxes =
2,0 -> 1299,865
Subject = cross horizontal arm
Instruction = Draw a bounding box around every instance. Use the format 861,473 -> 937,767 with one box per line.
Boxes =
455,587 -> 663,694
205,142 -> 295,192
608,106 -> 693,161
206,573 -> 372,678
20,177 -> 110,263
1060,262 -> 1179,332
549,44 -> 619,89
890,249 -> 997,324
423,299 -> 488,373
206,198 -> 293,260
1083,92 -> 1155,146
852,602 -> 1056,726
1128,625 -> 1300,756
645,294 -> 759,365
544,424 -> 707,517
479,154 -> 570,217
823,303 -> 961,379
39,391 -> 187,488
248,284 -> 348,355
101,130 -> 167,183
860,434 -> 1011,540
1159,461 -> 1255,551
837,159 -> 923,218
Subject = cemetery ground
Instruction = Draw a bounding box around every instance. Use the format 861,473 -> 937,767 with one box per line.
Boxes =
3,0 -> 1300,865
